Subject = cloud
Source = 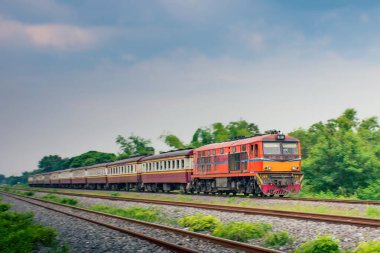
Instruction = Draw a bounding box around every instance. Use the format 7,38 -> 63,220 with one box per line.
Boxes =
0,17 -> 114,51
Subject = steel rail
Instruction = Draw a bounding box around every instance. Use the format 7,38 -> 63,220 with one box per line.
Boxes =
12,188 -> 380,228
1,192 -> 281,253
13,186 -> 380,206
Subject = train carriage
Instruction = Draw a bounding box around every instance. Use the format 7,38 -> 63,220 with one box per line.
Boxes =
86,163 -> 108,189
71,167 -> 87,188
141,149 -> 193,192
59,169 -> 72,187
106,156 -> 145,190
42,173 -> 51,186
192,133 -> 303,196
50,171 -> 60,186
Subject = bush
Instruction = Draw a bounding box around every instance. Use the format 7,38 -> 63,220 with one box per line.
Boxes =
294,235 -> 341,253
0,202 -> 10,212
365,206 -> 380,218
212,221 -> 272,242
0,211 -> 58,253
110,192 -> 120,197
357,180 -> 380,200
90,204 -> 162,222
264,231 -> 293,248
353,241 -> 380,253
177,213 -> 221,232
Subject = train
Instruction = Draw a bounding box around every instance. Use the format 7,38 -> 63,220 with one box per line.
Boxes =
28,133 -> 303,197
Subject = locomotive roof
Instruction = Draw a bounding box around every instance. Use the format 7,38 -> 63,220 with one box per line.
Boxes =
194,134 -> 299,151
141,149 -> 193,161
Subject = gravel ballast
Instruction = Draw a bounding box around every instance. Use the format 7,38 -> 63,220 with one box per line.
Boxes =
31,192 -> 380,252
2,194 -> 242,253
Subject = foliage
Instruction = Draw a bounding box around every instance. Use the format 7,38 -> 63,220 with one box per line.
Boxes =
68,151 -> 116,168
177,213 -> 221,232
161,120 -> 260,149
116,134 -> 155,158
294,235 -> 341,253
290,109 -> 380,196
110,192 -> 120,197
41,194 -> 78,206
0,208 -> 58,253
353,241 -> 380,253
212,221 -> 272,242
89,204 -> 163,223
365,206 -> 380,218
264,231 -> 293,248
38,155 -> 64,172
0,202 -> 10,212
356,179 -> 380,200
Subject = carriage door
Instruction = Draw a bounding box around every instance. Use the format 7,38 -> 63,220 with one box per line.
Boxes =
228,146 -> 242,172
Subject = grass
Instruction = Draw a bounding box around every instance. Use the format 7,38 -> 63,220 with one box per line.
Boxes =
294,235 -> 340,253
264,231 -> 294,248
88,204 -> 172,224
41,194 -> 78,206
177,213 -> 221,232
212,221 -> 272,242
365,206 -> 380,218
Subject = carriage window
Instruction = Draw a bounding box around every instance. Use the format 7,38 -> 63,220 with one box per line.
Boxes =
232,146 -> 236,153
220,148 -> 224,154
212,150 -> 216,155
242,145 -> 246,151
181,159 -> 185,168
263,142 -> 281,154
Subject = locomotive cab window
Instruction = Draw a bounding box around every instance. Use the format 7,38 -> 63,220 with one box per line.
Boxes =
263,143 -> 281,154
282,143 -> 298,154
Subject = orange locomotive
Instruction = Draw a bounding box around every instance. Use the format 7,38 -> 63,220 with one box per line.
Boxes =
190,133 -> 303,196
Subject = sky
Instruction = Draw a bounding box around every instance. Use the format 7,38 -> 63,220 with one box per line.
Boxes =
1,0 -> 380,176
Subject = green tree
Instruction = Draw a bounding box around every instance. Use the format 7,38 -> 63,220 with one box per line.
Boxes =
68,151 -> 116,168
38,155 -> 63,172
161,120 -> 260,149
0,174 -> 5,184
116,134 -> 155,158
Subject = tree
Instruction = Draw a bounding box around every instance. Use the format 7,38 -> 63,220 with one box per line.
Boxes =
0,174 -> 5,184
116,134 -> 155,158
289,108 -> 380,196
161,120 -> 260,149
38,155 -> 63,172
68,151 -> 116,168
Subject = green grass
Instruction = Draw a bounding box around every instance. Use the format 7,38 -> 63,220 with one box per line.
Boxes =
294,235 -> 341,253
212,221 -> 272,242
110,192 -> 120,197
264,231 -> 293,248
41,194 -> 78,206
353,241 -> 380,253
88,204 -> 170,223
177,213 -> 221,232
365,206 -> 380,218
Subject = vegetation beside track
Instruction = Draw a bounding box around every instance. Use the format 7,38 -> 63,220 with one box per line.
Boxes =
0,196 -> 68,253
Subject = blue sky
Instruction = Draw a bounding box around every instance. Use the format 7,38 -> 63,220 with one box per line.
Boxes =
1,0 -> 380,176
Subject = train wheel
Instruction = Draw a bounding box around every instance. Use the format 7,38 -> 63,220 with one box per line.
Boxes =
269,194 -> 274,198
279,195 -> 285,198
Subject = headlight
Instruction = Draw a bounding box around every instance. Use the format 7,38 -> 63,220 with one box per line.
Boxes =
265,166 -> 272,171
292,166 -> 299,171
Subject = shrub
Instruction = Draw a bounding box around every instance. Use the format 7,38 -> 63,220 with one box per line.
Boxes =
89,204 -> 162,222
0,202 -> 10,212
110,192 -> 120,197
365,206 -> 380,218
212,221 -> 272,242
294,235 -> 341,253
353,241 -> 380,253
177,213 -> 221,232
264,231 -> 293,248
357,180 -> 380,200
0,211 -> 58,253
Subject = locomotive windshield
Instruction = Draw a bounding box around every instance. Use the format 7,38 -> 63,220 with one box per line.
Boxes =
263,142 -> 298,155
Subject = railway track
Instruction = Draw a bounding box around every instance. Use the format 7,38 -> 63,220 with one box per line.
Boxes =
15,186 -> 380,206
1,191 -> 280,253
10,188 -> 380,228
